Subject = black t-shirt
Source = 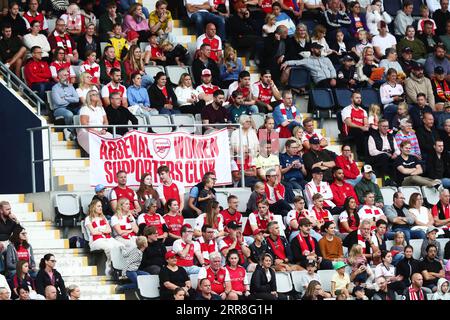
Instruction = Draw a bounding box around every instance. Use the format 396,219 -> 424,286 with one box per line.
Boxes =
249,241 -> 268,264
0,217 -> 17,241
159,265 -> 189,299
419,258 -> 443,287
395,258 -> 420,286
394,155 -> 420,185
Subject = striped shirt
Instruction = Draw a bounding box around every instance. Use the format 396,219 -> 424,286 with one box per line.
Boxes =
394,131 -> 421,158
122,247 -> 143,274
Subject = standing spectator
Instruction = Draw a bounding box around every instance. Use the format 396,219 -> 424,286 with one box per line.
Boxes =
396,245 -> 421,287
139,225 -> 167,274
2,2 -> 26,37
122,4 -> 151,41
0,24 -> 26,77
35,254 -> 67,300
185,0 -> 226,39
172,224 -> 205,275
24,46 -> 52,104
405,64 -> 435,107
394,1 -> 414,37
262,25 -> 288,85
249,253 -> 279,300
433,0 -> 450,36
23,21 -> 51,60
159,251 -> 195,300
192,44 -> 221,86
149,0 -> 174,43
431,189 -> 450,237
47,19 -> 79,64
98,2 -> 123,41
6,226 -> 37,278
420,244 -> 445,292
51,68 -> 80,128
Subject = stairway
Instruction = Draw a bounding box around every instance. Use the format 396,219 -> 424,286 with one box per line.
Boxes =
0,194 -> 124,300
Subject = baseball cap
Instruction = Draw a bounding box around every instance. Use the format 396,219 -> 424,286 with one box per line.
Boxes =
399,118 -> 411,127
127,30 -> 139,41
434,66 -> 445,74
402,47 -> 413,53
165,251 -> 177,260
201,69 -> 212,76
253,228 -> 264,236
311,167 -> 323,174
95,184 -> 106,193
353,286 -> 365,295
333,261 -> 347,270
310,42 -> 323,50
298,217 -> 312,227
412,63 -> 424,70
227,221 -> 240,230
309,136 -> 320,144
426,226 -> 439,234
362,164 -> 373,173
341,55 -> 354,62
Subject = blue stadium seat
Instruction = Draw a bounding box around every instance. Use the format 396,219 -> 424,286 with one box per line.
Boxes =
360,88 -> 381,108
334,88 -> 353,109
383,0 -> 402,16
310,88 -> 335,118
288,67 -> 310,90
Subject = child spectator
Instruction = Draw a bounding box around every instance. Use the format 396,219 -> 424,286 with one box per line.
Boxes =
348,244 -> 374,286
355,29 -> 373,58
196,177 -> 216,213
353,285 -> 369,300
262,14 -> 277,37
420,226 -> 442,261
144,34 -> 166,66
417,4 -> 437,34
390,231 -> 406,266
431,278 -> 450,300
246,182 -> 267,214
331,261 -> 350,299
368,104 -> 381,131
80,50 -> 100,85
109,24 -> 127,61
298,261 -> 322,293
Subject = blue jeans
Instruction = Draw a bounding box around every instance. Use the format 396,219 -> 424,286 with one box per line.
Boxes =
392,253 -> 404,266
159,107 -> 181,115
383,103 -> 398,124
388,226 -> 426,243
31,82 -> 54,104
183,265 -> 201,275
141,74 -> 154,89
289,229 -> 322,242
53,105 -> 81,125
190,12 -> 226,40
119,270 -> 150,291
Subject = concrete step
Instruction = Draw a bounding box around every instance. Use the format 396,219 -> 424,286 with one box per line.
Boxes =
53,167 -> 90,175
21,221 -> 53,229
15,211 -> 42,222
9,202 -> 33,213
51,132 -> 64,141
63,275 -> 110,283
54,174 -> 90,186
31,238 -> 69,249
27,229 -> 61,240
174,35 -> 196,44
57,265 -> 97,277
52,140 -> 78,148
55,184 -> 93,192
0,194 -> 24,203
69,284 -> 117,295
33,248 -> 86,256
52,149 -> 82,159
173,20 -> 189,28
52,160 -> 89,168
172,27 -> 188,36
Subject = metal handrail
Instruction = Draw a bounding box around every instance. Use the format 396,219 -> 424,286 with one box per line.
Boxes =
0,61 -> 46,115
28,123 -> 247,192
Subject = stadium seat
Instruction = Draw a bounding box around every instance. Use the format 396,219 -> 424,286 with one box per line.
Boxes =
171,113 -> 196,134
247,272 -> 253,284
80,193 -> 94,215
274,215 -> 286,238
275,272 -> 293,294
290,270 -> 307,294
399,186 -> 422,204
139,42 -> 150,53
189,274 -> 198,290
184,218 -> 196,228
383,0 -> 402,16
334,88 -> 352,109
72,65 -> 81,82
46,91 -> 55,110
165,65 -> 191,86
317,269 -> 334,292
409,239 -> 422,260
73,115 -> 80,126
360,88 -> 381,109
147,114 -> 173,133
278,138 -> 288,153
100,42 -> 109,54
54,193 -> 82,227
221,188 -> 252,212
137,275 -> 160,299
380,187 -> 398,206
421,187 -> 440,206
437,239 -> 447,258
251,113 -> 265,130
288,67 -> 310,90
216,191 -> 230,210
131,115 -> 148,132
385,240 -> 394,250
144,65 -> 165,80
310,88 -> 335,118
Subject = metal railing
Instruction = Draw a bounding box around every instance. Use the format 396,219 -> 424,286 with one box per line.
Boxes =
27,123 -> 247,192
0,61 -> 46,115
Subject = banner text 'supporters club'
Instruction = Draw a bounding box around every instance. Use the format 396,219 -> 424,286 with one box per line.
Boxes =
89,129 -> 232,187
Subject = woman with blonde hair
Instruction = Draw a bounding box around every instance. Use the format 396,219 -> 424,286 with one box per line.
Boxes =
76,72 -> 99,105
220,45 -> 244,88
230,114 -> 259,157
409,193 -> 443,235
111,198 -> 139,247
285,23 -> 311,61
67,284 -> 81,300
123,44 -> 153,88
85,199 -> 124,275
174,73 -> 204,115
311,25 -> 333,56
77,89 -> 112,154
348,244 -> 374,285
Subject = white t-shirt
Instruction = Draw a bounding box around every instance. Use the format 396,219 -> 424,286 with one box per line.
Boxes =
172,239 -> 201,254
371,33 -> 397,57
195,213 -> 224,232
357,205 -> 385,222
76,86 -> 98,103
79,105 -> 106,132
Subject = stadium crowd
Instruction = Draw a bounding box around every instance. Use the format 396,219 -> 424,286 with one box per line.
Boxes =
0,0 -> 449,301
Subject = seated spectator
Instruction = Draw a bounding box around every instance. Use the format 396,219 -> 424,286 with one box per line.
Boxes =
262,169 -> 292,216
11,261 -> 36,299
380,50 -> 404,79
104,93 -> 137,137
335,55 -> 360,89
101,67 -> 128,107
124,46 -> 153,89
286,195 -> 313,240
227,92 -> 258,124
380,69 -> 405,124
195,178 -> 217,214
80,51 -> 100,86
331,261 -> 351,299
149,0 -> 174,43
99,46 -> 127,85
159,250 -> 195,300
302,279 -> 331,300
35,254 -> 68,300
373,22 -> 397,61
50,47 -> 76,84
122,3 -> 151,41
419,20 -> 441,55
390,231 -> 407,265
174,73 -> 204,115
273,90 -> 303,138
108,24 -> 128,61
432,66 -> 450,111
255,141 -> 281,181
328,28 -> 357,66
396,245 -> 421,287
318,221 -> 344,262
60,4 -> 86,40
394,1 -> 414,38
2,2 -> 26,37
265,221 -> 301,271
143,33 -> 166,66
398,46 -> 419,77
322,0 -> 351,40
348,1 -> 368,37
0,24 -> 25,78
246,182 -> 267,214
115,236 -> 150,293
433,0 -> 450,36
372,275 -> 398,300
405,65 -> 435,109
92,184 -> 114,218
6,226 -> 36,278
420,244 -> 445,292
432,189 -> 450,237
348,243 -> 375,285
302,0 -> 325,20
197,23 -> 222,63
395,119 -> 422,159
354,165 -> 384,206
247,228 -> 268,272
410,96 -> 434,132
185,0 -> 225,39
23,21 -> 51,60
303,137 -> 336,183
110,198 -> 139,247
417,4 -> 436,34
330,166 -> 359,213
374,250 -> 405,293
162,200 -> 184,246
200,89 -> 228,129
271,2 -> 295,36
220,195 -> 243,229
354,29 -> 373,59
194,199 -> 224,238
308,193 -> 334,234
219,46 -> 244,90
192,44 -> 221,86
284,23 -> 311,63
403,272 -> 428,299
249,253 -> 279,300
431,278 -> 450,300
243,199 -> 274,236
139,226 -> 167,274
220,221 -> 249,266
110,170 -> 141,215
196,224 -> 219,265
67,284 -> 80,301
420,226 -> 443,260
148,72 -> 180,115
136,173 -> 162,214
385,191 -> 426,242
343,219 -> 380,264
425,140 -> 450,188
127,73 -> 158,120
417,112 -> 441,158
22,0 -> 48,33
301,117 -> 328,151
76,22 -> 100,61
397,26 -> 427,63
335,145 -> 362,186
76,73 -> 99,105
48,19 -> 78,64
262,13 -> 277,37
227,71 -> 258,113
98,2 -> 123,41
172,224 -> 205,275
137,198 -> 168,240
339,196 -> 360,235
196,68 -> 220,106
24,46 -> 52,105
155,165 -> 185,213
225,249 -> 250,300
281,42 -> 337,89
425,45 -> 450,81
409,193 -> 439,235
365,0 -> 392,36
439,19 -> 450,51
305,167 -> 335,211
279,139 -> 306,190
196,278 -> 222,300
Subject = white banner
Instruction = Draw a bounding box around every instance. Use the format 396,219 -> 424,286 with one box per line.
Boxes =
89,129 -> 232,187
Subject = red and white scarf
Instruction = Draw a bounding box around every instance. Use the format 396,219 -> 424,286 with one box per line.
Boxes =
434,79 -> 450,102
54,31 -> 73,55
279,103 -> 297,120
357,230 -> 367,254
408,285 -> 425,300
66,14 -> 83,32
297,233 -> 315,255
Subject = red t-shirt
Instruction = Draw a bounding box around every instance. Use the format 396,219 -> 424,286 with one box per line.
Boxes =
163,213 -> 184,236
17,245 -> 30,262
226,265 -> 247,292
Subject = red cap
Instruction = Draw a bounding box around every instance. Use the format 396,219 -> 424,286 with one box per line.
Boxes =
165,251 -> 177,260
127,30 -> 139,41
253,228 -> 264,236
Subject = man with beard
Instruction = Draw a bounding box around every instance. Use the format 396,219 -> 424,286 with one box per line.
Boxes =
425,44 -> 450,80
398,47 -> 418,77
405,64 -> 435,107
251,70 -> 282,113
201,89 -> 228,131
431,66 -> 450,111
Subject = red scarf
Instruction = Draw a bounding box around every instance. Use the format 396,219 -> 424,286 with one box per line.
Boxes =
408,285 -> 425,300
357,230 -> 367,254
311,207 -> 330,224
297,233 -> 315,255
434,79 -> 450,102
279,103 -> 297,120
54,31 -> 73,55
266,236 -> 286,260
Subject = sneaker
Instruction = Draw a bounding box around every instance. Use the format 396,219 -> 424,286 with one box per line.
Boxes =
63,128 -> 72,141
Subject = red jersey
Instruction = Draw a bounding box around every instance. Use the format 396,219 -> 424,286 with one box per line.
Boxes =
173,240 -> 197,267
342,105 -> 367,136
226,265 -> 247,292
330,181 -> 359,207
431,202 -> 450,230
162,213 -> 184,237
17,245 -> 30,263
23,11 -> 47,31
243,211 -> 274,236
24,59 -> 52,86
89,218 -> 111,241
197,34 -> 222,62
198,84 -> 219,95
110,186 -> 138,211
204,267 -> 227,294
253,81 -> 273,104
260,0 -> 273,13
335,155 -> 360,180
156,180 -> 184,205
137,213 -> 166,236
220,236 -> 245,265
197,236 -> 218,264
220,209 -> 243,229
149,44 -> 163,58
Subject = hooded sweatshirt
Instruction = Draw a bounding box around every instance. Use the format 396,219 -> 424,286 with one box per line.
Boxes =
404,73 -> 435,106
431,278 -> 450,300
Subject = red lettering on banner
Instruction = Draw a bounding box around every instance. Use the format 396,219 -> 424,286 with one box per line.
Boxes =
185,161 -> 194,184
100,141 -> 107,159
173,136 -> 219,159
